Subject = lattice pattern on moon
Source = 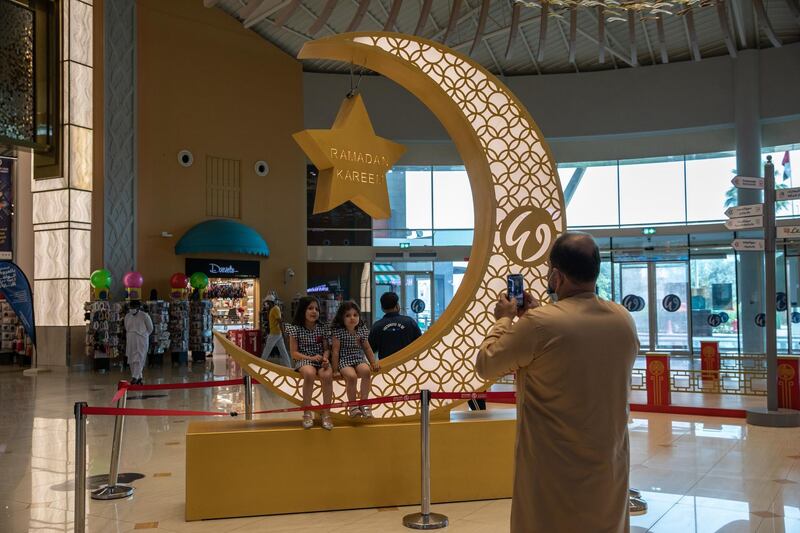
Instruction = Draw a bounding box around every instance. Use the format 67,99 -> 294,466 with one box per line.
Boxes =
244,34 -> 564,420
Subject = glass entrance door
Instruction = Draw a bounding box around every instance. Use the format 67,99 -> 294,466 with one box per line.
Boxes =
403,272 -> 433,332
655,262 -> 690,351
616,262 -> 650,350
372,265 -> 433,333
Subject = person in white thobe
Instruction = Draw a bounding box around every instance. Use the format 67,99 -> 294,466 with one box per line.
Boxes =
125,300 -> 154,385
476,232 -> 639,533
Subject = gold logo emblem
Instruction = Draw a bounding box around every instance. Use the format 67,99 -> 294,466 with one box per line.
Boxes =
499,206 -> 557,267
779,363 -> 795,382
649,360 -> 665,376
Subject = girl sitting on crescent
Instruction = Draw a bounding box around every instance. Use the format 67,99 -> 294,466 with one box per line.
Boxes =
331,301 -> 380,418
287,296 -> 334,430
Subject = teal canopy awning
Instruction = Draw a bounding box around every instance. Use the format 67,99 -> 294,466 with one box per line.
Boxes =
175,219 -> 270,257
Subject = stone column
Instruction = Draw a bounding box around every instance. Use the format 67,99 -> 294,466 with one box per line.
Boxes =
734,50 -> 765,354
32,0 -> 94,366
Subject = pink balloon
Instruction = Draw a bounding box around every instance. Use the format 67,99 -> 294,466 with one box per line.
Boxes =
123,271 -> 144,288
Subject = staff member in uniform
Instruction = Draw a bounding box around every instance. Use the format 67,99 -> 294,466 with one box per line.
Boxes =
125,300 -> 154,385
368,292 -> 422,359
476,232 -> 639,533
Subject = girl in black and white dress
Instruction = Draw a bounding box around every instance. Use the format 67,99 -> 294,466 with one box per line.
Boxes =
287,296 -> 334,430
331,301 -> 380,418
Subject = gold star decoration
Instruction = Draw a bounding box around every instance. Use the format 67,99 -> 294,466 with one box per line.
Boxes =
293,94 -> 406,220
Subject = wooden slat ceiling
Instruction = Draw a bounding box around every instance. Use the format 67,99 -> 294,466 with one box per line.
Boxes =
211,0 -> 800,76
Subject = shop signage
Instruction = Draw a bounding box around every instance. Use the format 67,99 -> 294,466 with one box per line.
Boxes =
0,158 -> 12,260
731,239 -> 765,251
293,94 -> 406,220
724,203 -> 763,219
777,187 -> 800,201
778,226 -> 800,239
185,258 -> 260,279
731,175 -> 764,189
724,216 -> 763,230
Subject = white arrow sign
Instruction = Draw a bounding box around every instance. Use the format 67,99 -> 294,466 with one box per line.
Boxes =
731,175 -> 765,189
731,239 -> 765,251
777,187 -> 800,201
725,203 -> 763,218
724,215 -> 763,230
778,226 -> 800,239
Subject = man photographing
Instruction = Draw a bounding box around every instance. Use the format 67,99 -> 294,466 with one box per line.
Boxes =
476,232 -> 639,533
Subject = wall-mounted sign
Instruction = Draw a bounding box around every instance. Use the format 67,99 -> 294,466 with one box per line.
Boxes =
185,258 -> 260,279
0,159 -> 13,260
776,187 -> 800,201
778,226 -> 800,240
662,294 -> 681,313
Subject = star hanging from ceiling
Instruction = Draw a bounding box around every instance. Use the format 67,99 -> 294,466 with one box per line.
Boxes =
293,94 -> 406,220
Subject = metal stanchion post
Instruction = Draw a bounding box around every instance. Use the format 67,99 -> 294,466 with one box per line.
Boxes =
92,382 -> 134,500
244,374 -> 253,420
403,390 -> 448,530
74,402 -> 87,533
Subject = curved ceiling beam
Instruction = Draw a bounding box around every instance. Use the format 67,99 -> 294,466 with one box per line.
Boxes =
627,10 -> 637,66
444,0 -> 463,44
272,0 -> 301,28
414,0 -> 434,36
656,13 -> 668,63
683,6 -> 702,61
505,1 -> 521,59
598,6 -> 605,63
786,0 -> 800,24
717,0 -> 738,57
308,0 -> 339,36
383,0 -> 403,31
469,0 -> 491,56
753,0 -> 782,47
242,0 -> 292,28
346,0 -> 371,32
537,2 -> 549,63
568,6 -> 577,65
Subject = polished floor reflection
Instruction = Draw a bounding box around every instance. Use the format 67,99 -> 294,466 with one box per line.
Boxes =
2,355 -> 800,532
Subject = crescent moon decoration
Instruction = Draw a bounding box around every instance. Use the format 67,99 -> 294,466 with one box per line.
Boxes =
223,32 -> 565,422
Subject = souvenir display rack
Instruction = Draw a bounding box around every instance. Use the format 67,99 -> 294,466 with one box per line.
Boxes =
84,300 -> 125,368
169,299 -> 190,353
145,300 -> 171,355
190,299 -> 214,354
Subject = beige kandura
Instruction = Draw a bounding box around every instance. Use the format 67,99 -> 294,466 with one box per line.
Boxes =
477,292 -> 639,533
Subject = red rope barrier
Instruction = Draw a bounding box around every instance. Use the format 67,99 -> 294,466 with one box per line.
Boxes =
431,391 -> 516,403
251,393 -> 422,415
84,406 -> 236,417
111,378 -> 246,404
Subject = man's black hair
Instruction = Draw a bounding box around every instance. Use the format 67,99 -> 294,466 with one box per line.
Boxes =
380,291 -> 399,312
549,232 -> 600,283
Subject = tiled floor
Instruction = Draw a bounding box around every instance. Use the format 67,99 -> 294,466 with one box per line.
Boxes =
1,356 -> 800,532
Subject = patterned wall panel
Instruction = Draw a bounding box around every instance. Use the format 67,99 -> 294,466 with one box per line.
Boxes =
104,0 -> 136,298
0,0 -> 34,143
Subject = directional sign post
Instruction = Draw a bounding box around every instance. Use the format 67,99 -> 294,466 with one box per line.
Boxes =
731,175 -> 765,189
724,216 -> 763,230
731,239 -> 765,252
743,156 -> 800,427
776,187 -> 800,201
778,226 -> 800,240
724,204 -> 763,218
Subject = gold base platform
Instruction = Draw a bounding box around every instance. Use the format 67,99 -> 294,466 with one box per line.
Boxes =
186,410 -> 516,521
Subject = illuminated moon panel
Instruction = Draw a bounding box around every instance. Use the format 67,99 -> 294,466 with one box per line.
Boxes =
225,33 -> 565,421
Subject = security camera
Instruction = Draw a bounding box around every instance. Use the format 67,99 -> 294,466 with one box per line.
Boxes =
178,150 -> 193,167
255,160 -> 269,177
284,268 -> 295,285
